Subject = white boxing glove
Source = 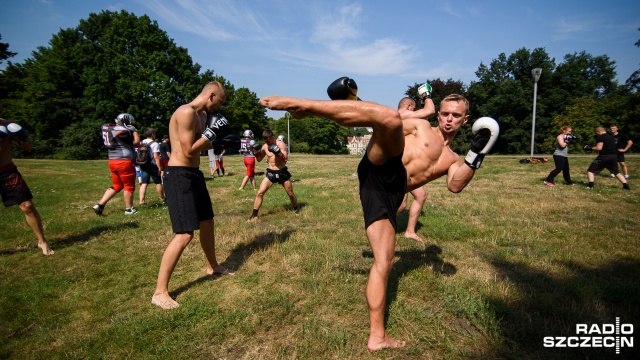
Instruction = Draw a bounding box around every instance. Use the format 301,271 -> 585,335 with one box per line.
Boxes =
0,125 -> 9,138
464,117 -> 499,169
7,123 -> 29,141
417,82 -> 432,100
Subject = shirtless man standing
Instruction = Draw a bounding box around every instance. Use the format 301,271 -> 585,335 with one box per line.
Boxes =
248,129 -> 298,221
152,82 -> 234,310
396,84 -> 435,242
0,103 -> 54,255
259,79 -> 498,351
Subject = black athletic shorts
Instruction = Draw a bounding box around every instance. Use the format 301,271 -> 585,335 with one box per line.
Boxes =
587,154 -> 619,175
357,153 -> 407,231
266,167 -> 292,184
0,163 -> 33,207
616,151 -> 626,163
163,166 -> 214,233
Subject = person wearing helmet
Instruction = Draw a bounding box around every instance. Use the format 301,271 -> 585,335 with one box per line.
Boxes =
239,129 -> 257,190
91,113 -> 140,216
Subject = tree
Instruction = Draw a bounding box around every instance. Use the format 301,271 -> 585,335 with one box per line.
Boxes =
1,11 -> 247,159
466,47 -> 617,154
0,34 -> 17,65
626,28 -> 640,92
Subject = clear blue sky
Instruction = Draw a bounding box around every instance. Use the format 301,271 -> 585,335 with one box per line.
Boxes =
2,0 -> 639,119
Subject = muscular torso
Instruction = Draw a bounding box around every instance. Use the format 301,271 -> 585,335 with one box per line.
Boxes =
167,105 -> 207,168
262,141 -> 287,170
402,121 -> 460,191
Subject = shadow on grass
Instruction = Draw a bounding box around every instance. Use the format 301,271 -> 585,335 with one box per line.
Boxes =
170,229 -> 294,299
0,223 -> 139,255
360,244 -> 457,327
485,255 -> 640,359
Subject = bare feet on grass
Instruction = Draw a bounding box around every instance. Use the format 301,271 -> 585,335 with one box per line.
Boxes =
368,335 -> 406,351
152,293 -> 180,310
38,242 -> 55,255
207,265 -> 235,276
403,232 -> 425,244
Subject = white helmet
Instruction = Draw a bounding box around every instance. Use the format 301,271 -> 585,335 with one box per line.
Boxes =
277,135 -> 285,142
243,129 -> 253,138
115,113 -> 135,126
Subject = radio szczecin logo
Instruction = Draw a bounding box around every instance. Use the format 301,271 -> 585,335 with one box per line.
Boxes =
543,317 -> 633,354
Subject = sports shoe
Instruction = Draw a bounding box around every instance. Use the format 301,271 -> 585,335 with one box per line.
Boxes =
124,207 -> 138,215
585,186 -> 593,189
624,175 -> 629,179
92,204 -> 104,216
611,173 -> 616,178
543,181 -> 555,187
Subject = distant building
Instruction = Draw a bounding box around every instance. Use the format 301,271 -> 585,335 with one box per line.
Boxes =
347,135 -> 371,155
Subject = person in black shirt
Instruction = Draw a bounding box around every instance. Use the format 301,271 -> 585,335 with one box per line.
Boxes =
585,126 -> 630,190
610,125 -> 632,179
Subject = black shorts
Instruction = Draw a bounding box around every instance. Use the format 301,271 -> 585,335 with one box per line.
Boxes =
266,167 -> 292,184
357,154 -> 407,231
0,163 -> 33,207
163,166 -> 214,233
616,151 -> 626,163
587,154 -> 619,175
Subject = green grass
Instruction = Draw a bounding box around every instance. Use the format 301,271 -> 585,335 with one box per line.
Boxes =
1,154 -> 638,359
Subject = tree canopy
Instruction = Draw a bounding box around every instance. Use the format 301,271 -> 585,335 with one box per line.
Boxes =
0,13 -> 638,159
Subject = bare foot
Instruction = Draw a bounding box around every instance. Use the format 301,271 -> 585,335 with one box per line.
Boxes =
207,265 -> 235,276
403,232 -> 425,244
38,242 -> 55,255
368,335 -> 406,351
152,293 -> 180,310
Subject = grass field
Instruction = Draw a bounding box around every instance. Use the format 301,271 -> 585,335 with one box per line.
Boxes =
1,154 -> 639,359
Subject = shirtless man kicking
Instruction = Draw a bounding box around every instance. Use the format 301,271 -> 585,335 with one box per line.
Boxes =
152,81 -> 234,310
0,103 -> 54,255
259,78 -> 498,351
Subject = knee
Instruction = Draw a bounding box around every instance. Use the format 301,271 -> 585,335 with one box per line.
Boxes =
19,200 -> 37,215
111,184 -> 123,193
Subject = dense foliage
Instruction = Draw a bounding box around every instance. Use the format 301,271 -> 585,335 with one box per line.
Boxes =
0,14 -> 638,158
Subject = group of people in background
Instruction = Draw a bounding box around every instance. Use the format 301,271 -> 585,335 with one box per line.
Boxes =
92,116 -> 170,217
544,124 -> 632,190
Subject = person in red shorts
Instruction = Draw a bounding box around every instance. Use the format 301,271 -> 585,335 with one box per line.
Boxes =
0,102 -> 54,255
239,129 -> 257,190
91,113 -> 140,215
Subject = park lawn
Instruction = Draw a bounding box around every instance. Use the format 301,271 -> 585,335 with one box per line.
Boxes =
1,154 -> 638,359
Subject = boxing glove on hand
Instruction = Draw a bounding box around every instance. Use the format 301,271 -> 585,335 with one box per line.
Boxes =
268,143 -> 285,159
201,113 -> 230,143
327,76 -> 359,100
7,123 -> 29,141
249,140 -> 262,151
583,144 -> 593,151
564,134 -> 577,144
464,117 -> 499,169
0,125 -> 8,138
417,82 -> 432,100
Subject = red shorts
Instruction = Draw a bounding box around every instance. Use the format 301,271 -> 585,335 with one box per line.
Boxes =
109,159 -> 136,193
159,159 -> 169,171
243,157 -> 255,177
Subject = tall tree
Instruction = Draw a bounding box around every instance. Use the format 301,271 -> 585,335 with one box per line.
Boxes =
1,10 -> 260,159
0,34 -> 17,65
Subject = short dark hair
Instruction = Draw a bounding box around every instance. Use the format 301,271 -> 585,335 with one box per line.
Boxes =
143,128 -> 156,138
262,129 -> 274,139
